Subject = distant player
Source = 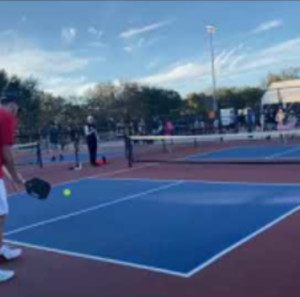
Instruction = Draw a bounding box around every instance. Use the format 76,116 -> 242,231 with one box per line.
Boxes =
70,124 -> 82,170
84,115 -> 99,167
0,91 -> 24,282
49,121 -> 63,162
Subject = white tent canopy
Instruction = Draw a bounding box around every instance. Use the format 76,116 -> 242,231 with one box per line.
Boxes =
261,79 -> 300,106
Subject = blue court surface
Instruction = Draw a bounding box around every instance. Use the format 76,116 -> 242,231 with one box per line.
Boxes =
5,178 -> 300,277
187,144 -> 300,161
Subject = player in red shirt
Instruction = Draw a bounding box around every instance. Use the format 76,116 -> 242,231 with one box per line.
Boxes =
0,92 -> 24,282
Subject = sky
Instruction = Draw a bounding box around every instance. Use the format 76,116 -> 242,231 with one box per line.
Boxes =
0,1 -> 300,98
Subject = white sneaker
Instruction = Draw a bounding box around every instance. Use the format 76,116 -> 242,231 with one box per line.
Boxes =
0,269 -> 15,282
0,245 -> 22,261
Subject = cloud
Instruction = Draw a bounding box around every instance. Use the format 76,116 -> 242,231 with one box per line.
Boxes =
136,35 -> 300,94
228,55 -> 246,72
260,37 -> 300,55
112,79 -> 122,87
137,47 -> 241,86
0,49 -> 89,75
88,26 -> 103,38
123,45 -> 134,53
123,35 -> 164,54
61,27 -> 77,43
120,20 -> 171,39
44,76 -> 97,96
0,30 -> 99,96
252,20 -> 283,34
138,62 -> 203,85
123,37 -> 145,54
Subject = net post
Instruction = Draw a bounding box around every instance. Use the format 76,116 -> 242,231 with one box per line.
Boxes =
124,135 -> 133,167
74,139 -> 80,168
37,142 -> 43,168
193,137 -> 198,147
162,139 -> 167,152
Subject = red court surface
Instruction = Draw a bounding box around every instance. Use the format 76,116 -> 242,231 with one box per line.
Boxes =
2,157 -> 300,297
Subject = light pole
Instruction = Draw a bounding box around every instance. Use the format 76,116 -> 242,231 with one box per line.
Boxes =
206,25 -> 218,124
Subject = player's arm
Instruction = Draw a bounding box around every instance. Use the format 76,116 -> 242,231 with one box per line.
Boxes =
2,146 -> 23,184
84,125 -> 93,136
2,165 -> 12,181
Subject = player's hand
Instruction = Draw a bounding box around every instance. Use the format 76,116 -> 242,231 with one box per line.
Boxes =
13,173 -> 25,185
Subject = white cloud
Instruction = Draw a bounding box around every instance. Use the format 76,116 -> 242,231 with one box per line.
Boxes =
138,62 -> 203,85
0,49 -> 89,76
120,20 -> 171,39
123,46 -> 134,53
112,79 -> 122,87
123,35 -> 163,54
260,37 -> 300,55
0,30 -> 100,96
45,76 -> 97,96
252,20 -> 283,34
228,55 -> 246,72
136,35 -> 300,94
61,27 -> 77,43
88,27 -> 103,38
123,37 -> 146,54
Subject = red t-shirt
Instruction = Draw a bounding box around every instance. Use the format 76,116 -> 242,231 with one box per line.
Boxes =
0,108 -> 16,178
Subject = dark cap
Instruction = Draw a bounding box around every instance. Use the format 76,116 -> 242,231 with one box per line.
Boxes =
0,91 -> 20,104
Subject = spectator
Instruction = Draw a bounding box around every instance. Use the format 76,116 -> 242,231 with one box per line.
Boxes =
165,119 -> 174,135
193,119 -> 201,134
288,111 -> 297,129
260,112 -> 265,131
156,120 -> 164,135
138,119 -> 145,135
275,108 -> 285,130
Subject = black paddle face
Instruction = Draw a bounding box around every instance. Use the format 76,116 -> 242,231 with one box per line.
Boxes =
25,178 -> 51,200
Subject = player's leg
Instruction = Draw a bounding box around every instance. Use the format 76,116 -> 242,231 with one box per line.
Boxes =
90,140 -> 97,166
50,142 -> 56,161
0,217 -> 14,283
0,180 -> 22,262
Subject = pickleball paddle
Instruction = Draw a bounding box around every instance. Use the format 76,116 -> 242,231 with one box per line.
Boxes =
25,178 -> 51,200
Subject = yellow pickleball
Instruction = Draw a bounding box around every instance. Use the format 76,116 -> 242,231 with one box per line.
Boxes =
63,188 -> 71,197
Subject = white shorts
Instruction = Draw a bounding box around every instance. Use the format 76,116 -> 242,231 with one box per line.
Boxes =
0,179 -> 8,216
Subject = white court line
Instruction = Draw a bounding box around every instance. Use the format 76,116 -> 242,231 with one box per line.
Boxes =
4,239 -> 187,278
185,201 -> 300,277
94,176 -> 300,187
4,181 -> 183,236
6,177 -> 300,278
265,146 -> 300,159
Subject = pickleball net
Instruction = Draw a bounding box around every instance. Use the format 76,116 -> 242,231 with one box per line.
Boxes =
13,142 -> 43,168
125,129 -> 300,166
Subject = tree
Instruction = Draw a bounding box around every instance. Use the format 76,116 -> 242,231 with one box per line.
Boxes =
85,82 -> 183,132
185,92 -> 212,116
0,69 -> 9,93
18,78 -> 41,135
262,67 -> 300,88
